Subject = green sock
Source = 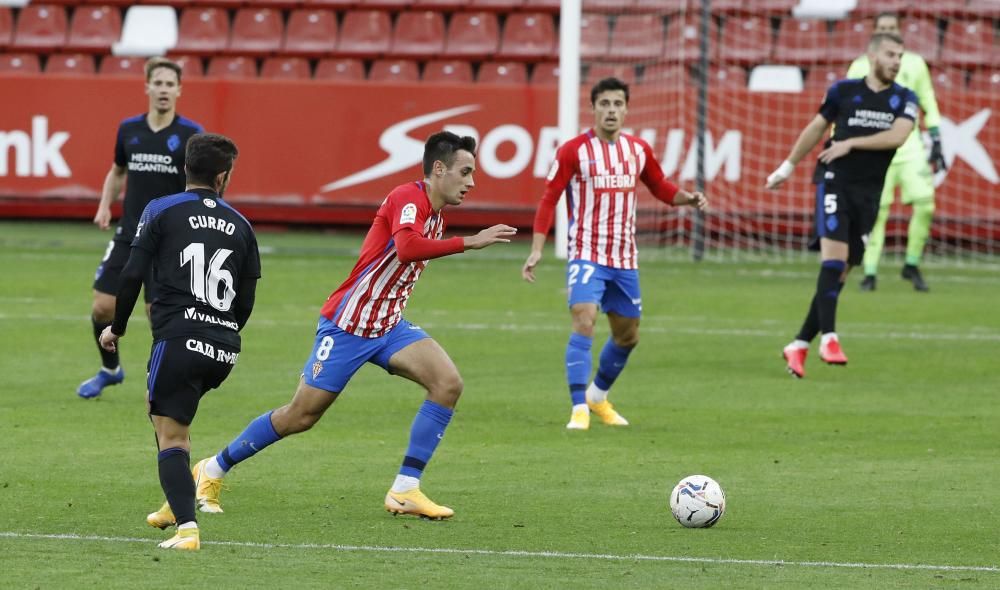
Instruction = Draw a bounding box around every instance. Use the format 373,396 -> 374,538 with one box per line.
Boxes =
863,204 -> 891,276
905,199 -> 935,266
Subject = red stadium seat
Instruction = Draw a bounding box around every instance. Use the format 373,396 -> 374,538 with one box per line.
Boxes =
851,0 -> 908,16
207,56 -> 257,79
632,0 -> 686,13
968,68 -> 1000,91
358,0 -> 413,9
805,65 -> 847,90
929,66 -> 966,90
608,14 -> 665,61
712,0 -> 795,13
580,13 -> 610,60
899,19 -> 940,64
965,0 -> 1000,18
423,59 -> 474,83
498,13 -> 556,60
707,65 -> 747,88
170,54 -> 205,78
719,16 -> 772,64
337,10 -> 391,58
641,63 -> 687,85
469,0 -> 525,10
908,0 -> 969,17
531,62 -> 559,85
283,9 -> 338,57
315,57 -> 365,81
229,8 -> 283,56
584,62 -> 636,85
478,60 -> 528,84
390,11 -> 446,58
665,16 -> 719,63
525,0 -> 561,11
261,56 -> 311,80
12,5 -> 68,52
773,18 -> 829,64
443,12 -> 499,60
583,0 -> 636,13
66,5 -> 121,53
174,8 -> 229,55
829,19 -> 872,64
0,7 -> 14,49
46,53 -> 96,76
303,0 -> 357,8
413,0 -> 467,9
369,59 -> 420,82
940,19 -> 996,67
0,53 -> 42,74
99,55 -> 145,77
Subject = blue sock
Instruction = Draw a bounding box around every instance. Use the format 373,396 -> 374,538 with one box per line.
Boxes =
216,411 -> 282,472
566,333 -> 592,405
594,338 -> 634,391
400,400 -> 453,478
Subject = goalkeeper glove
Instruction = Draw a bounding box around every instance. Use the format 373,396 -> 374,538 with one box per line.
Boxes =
928,127 -> 947,172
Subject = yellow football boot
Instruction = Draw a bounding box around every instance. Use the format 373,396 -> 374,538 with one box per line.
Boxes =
384,488 -> 454,520
146,501 -> 176,530
192,458 -> 225,513
158,527 -> 200,551
588,400 -> 629,426
565,407 -> 590,430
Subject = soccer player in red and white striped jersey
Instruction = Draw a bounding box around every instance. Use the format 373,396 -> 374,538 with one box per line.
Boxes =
181,132 -> 516,522
522,78 -> 708,430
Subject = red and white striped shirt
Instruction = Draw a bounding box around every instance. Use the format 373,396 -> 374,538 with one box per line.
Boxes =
320,181 -> 464,338
533,130 -> 679,269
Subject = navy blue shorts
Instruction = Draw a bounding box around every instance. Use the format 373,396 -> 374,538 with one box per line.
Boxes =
302,316 -> 430,394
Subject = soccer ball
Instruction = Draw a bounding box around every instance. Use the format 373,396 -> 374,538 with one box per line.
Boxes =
669,475 -> 726,528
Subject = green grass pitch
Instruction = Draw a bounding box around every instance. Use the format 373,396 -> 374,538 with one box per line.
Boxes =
1,221 -> 998,589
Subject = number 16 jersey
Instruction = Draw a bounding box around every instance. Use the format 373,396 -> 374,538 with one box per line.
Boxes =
132,187 -> 261,349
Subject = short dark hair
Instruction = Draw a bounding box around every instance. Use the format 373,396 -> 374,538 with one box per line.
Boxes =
590,77 -> 630,105
869,32 -> 904,51
873,11 -> 901,27
145,57 -> 182,84
422,131 -> 477,176
185,133 -> 239,187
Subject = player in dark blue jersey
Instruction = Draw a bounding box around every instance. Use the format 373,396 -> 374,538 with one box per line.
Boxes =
100,134 -> 260,551
765,33 -> 917,378
79,57 -> 205,399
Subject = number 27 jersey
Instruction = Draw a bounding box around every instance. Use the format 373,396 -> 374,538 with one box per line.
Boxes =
132,188 -> 261,348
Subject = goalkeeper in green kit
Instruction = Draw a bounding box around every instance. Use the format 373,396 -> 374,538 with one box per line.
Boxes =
847,11 -> 947,292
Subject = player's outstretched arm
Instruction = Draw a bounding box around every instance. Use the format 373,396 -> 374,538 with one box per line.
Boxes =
464,224 -> 517,250
766,114 -> 830,189
522,231 -> 547,283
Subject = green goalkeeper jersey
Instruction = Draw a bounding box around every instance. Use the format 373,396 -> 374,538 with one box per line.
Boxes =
846,52 -> 941,163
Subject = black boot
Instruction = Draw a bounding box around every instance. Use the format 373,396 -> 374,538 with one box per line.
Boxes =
901,264 -> 929,292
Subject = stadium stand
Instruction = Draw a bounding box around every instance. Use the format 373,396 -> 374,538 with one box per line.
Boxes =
641,63 -> 687,86
423,59 -> 474,83
468,0 -> 525,11
442,12 -> 499,60
940,19 -> 996,67
828,19 -> 872,63
113,6 -> 177,57
708,64 -> 748,88
314,57 -> 365,81
11,4 -> 68,52
584,62 -> 636,85
261,56 -> 311,80
282,8 -> 337,57
773,18 -> 829,65
170,54 -> 205,78
665,16 -> 719,63
969,68 -> 1000,92
579,13 -> 610,60
930,65 -> 967,91
0,7 -> 11,49
748,64 -> 804,92
900,18 -> 941,64
804,65 -> 847,90
530,61 -> 558,85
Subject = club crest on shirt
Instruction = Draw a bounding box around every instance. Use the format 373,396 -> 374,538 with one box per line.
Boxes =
400,203 -> 418,225
889,95 -> 900,110
203,199 -> 216,208
167,134 -> 181,152
312,360 -> 323,380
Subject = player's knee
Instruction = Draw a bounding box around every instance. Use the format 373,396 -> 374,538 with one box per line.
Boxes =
274,405 -> 320,435
615,332 -> 639,348
92,300 -> 114,322
430,372 -> 463,406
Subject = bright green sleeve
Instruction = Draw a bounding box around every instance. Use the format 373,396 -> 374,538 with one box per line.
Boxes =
911,56 -> 941,129
845,55 -> 869,78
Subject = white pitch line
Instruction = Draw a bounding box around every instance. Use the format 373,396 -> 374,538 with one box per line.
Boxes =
0,531 -> 997,574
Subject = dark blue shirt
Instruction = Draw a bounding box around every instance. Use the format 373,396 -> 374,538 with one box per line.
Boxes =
818,78 -> 918,186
